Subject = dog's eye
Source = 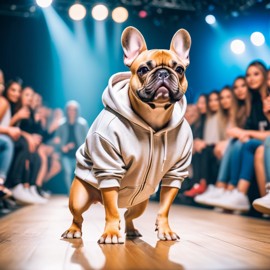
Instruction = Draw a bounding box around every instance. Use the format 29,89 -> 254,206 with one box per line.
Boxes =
137,67 -> 149,76
175,66 -> 184,75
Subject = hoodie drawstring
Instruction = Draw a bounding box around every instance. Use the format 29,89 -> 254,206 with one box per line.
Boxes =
161,131 -> 168,172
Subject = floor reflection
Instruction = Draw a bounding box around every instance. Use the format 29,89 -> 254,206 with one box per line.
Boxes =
63,238 -> 184,270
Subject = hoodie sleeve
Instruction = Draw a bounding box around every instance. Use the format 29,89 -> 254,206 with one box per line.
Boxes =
87,132 -> 126,189
161,131 -> 193,189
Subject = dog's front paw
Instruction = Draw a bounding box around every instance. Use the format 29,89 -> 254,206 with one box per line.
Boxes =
61,224 -> 82,239
155,216 -> 180,241
98,221 -> 124,244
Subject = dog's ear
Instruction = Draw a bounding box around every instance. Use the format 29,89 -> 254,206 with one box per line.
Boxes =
121,27 -> 147,67
170,29 -> 191,67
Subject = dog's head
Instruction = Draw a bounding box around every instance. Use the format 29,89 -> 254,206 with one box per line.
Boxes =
121,27 -> 191,109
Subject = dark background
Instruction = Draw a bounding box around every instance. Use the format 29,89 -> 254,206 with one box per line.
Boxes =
0,0 -> 269,124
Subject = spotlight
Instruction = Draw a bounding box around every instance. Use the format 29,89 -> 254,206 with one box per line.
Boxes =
10,5 -> 17,11
231,11 -> 239,17
92,4 -> 108,21
29,6 -> 36,13
138,10 -> 148,18
36,0 -> 53,8
112,7 -> 128,23
230,39 -> 245,54
69,3 -> 86,21
250,32 -> 265,46
205,14 -> 216,25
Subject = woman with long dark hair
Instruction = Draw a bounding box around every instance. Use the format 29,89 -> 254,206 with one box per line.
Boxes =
196,60 -> 270,213
0,79 -> 21,199
4,82 -> 45,204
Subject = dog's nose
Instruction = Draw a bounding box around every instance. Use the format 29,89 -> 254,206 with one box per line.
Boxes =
157,69 -> 169,80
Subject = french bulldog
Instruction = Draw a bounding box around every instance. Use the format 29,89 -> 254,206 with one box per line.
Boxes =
62,26 -> 192,244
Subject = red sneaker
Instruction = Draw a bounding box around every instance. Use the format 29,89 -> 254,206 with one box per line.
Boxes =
184,180 -> 207,198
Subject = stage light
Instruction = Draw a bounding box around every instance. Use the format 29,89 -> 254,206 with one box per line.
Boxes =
205,14 -> 216,24
112,7 -> 128,23
36,0 -> 53,8
29,6 -> 36,13
230,39 -> 245,54
69,3 -> 86,21
250,32 -> 265,46
138,10 -> 148,18
91,4 -> 108,21
231,11 -> 239,17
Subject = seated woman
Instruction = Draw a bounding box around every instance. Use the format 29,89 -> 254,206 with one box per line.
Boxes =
253,96 -> 270,215
184,91 -> 223,197
0,80 -> 22,200
195,61 -> 270,213
184,94 -> 207,197
3,81 -> 44,204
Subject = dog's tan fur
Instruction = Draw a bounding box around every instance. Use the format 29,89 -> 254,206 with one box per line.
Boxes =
62,27 -> 191,244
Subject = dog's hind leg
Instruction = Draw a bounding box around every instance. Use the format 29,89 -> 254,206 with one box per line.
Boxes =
61,176 -> 102,239
124,199 -> 148,238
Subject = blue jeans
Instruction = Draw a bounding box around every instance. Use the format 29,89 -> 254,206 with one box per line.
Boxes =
0,135 -> 14,181
238,139 -> 262,182
264,136 -> 270,182
217,139 -> 244,186
61,155 -> 76,194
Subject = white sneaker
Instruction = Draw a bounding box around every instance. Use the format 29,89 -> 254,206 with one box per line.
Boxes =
29,186 -> 48,204
252,193 -> 270,215
212,189 -> 250,212
11,184 -> 36,205
205,189 -> 232,207
194,185 -> 225,205
36,187 -> 51,199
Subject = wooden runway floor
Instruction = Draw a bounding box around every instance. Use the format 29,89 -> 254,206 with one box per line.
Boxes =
0,196 -> 269,270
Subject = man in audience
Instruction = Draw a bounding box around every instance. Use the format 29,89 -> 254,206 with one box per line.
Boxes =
54,100 -> 88,194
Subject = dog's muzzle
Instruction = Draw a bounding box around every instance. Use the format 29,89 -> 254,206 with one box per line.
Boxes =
137,69 -> 183,104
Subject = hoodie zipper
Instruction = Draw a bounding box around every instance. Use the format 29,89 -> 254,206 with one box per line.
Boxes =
130,128 -> 154,205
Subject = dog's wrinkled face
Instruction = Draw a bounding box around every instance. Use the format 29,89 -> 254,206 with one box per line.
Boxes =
122,27 -> 191,109
130,50 -> 187,108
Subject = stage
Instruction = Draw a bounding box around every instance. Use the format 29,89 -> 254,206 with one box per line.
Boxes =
0,196 -> 269,270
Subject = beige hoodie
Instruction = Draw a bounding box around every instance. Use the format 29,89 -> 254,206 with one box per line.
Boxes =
75,72 -> 193,208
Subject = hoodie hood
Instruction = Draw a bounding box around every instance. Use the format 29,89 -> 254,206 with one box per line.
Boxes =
102,72 -> 187,133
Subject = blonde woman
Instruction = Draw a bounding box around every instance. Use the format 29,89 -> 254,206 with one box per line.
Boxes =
214,86 -> 238,159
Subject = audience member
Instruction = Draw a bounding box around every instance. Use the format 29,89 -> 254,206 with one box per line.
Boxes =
0,69 -> 5,96
5,84 -> 46,204
195,61 -> 270,213
54,100 -> 88,193
1,60 -> 269,218
184,91 -> 222,197
184,94 -> 207,196
252,96 -> 270,214
185,104 -> 199,126
267,68 -> 270,88
0,77 -> 21,199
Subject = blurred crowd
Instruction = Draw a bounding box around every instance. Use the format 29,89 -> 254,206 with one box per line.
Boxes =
0,69 -> 88,213
1,59 -> 270,219
182,60 -> 270,217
